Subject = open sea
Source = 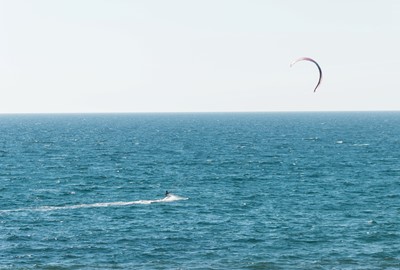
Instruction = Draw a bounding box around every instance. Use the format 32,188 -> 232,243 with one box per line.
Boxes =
0,112 -> 399,269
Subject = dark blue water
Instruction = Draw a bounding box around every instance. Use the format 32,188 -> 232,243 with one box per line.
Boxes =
1,112 -> 399,269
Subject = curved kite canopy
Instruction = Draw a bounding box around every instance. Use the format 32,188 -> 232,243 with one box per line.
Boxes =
290,57 -> 322,92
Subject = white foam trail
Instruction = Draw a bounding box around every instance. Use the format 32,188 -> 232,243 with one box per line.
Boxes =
0,194 -> 188,213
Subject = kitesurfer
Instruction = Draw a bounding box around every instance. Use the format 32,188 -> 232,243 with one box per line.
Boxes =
165,191 -> 170,197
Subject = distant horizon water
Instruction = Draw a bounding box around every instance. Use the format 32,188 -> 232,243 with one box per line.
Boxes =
1,109 -> 399,115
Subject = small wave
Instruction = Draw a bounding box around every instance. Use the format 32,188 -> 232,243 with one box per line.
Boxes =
0,194 -> 188,214
303,137 -> 319,141
353,143 -> 370,147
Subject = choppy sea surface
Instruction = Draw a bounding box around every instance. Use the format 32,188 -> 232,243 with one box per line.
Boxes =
0,112 -> 399,269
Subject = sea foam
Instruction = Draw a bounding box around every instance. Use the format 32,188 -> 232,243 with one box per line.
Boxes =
0,194 -> 188,213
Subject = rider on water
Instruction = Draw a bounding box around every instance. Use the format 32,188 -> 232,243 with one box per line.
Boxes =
165,191 -> 170,197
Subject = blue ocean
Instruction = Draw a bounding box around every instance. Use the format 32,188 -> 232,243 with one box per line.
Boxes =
1,112 -> 399,269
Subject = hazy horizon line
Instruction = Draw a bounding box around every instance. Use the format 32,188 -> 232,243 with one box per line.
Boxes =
0,110 -> 399,115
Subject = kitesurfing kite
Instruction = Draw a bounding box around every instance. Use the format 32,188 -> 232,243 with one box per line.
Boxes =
290,57 -> 322,92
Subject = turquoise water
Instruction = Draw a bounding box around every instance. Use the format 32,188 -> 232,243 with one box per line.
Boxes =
1,112 -> 399,269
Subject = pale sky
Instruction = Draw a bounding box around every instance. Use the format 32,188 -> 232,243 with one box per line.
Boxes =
1,0 -> 399,113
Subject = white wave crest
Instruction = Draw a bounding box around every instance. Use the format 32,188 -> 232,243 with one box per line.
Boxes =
353,143 -> 370,147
